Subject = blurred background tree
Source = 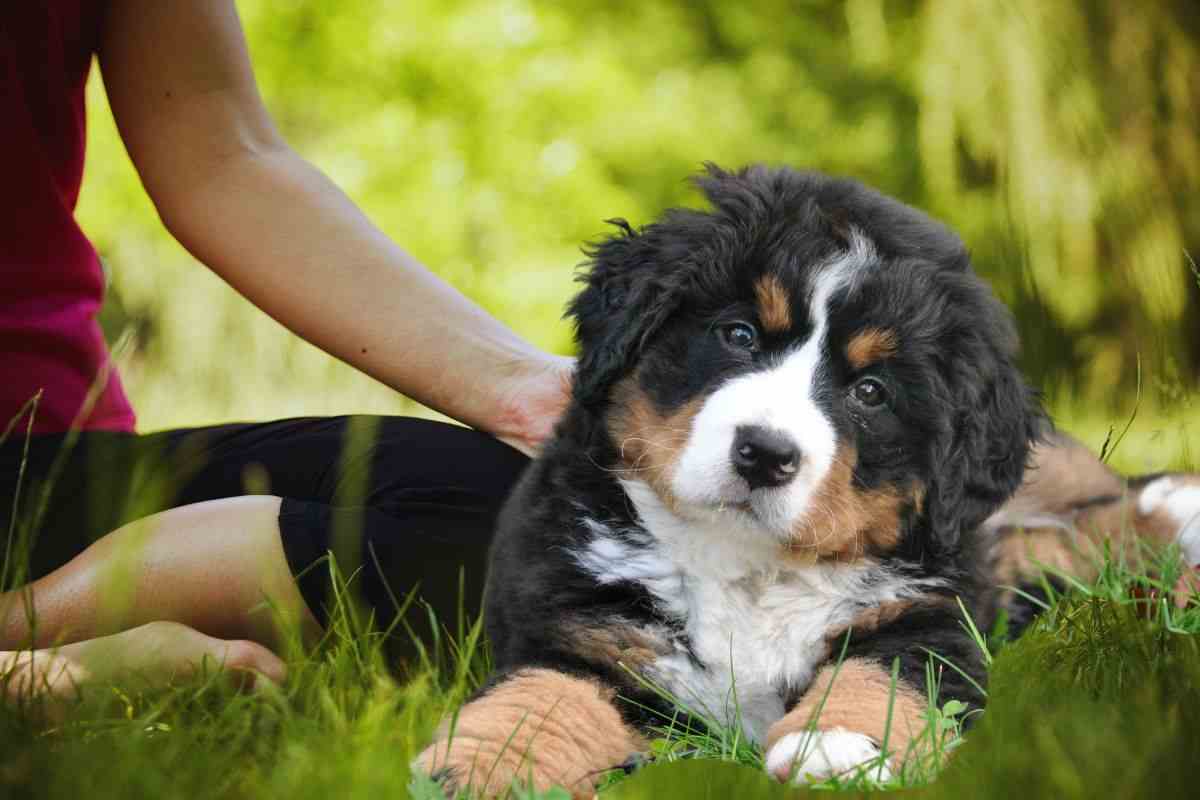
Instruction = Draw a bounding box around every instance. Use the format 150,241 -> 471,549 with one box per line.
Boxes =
79,0 -> 1199,468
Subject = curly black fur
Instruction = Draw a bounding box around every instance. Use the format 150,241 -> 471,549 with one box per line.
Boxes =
484,164 -> 1046,743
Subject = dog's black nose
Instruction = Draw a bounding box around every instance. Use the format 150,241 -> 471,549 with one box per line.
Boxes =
731,425 -> 800,490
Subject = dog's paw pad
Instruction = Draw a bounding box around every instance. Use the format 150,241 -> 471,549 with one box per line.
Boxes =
764,729 -> 891,785
1139,477 -> 1200,566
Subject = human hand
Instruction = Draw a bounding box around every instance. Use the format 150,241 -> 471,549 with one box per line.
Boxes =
493,353 -> 575,457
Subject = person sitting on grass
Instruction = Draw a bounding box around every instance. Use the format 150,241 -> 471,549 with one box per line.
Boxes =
5,2 -> 1192,714
1,1 -> 570,706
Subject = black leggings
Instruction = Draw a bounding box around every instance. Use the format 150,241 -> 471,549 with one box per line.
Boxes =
0,416 -> 529,658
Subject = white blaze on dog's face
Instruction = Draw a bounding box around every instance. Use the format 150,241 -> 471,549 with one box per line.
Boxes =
603,227 -> 933,563
591,168 -> 1039,563
670,235 -> 872,546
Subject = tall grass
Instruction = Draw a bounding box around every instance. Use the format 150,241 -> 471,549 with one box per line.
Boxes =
10,4 -> 1198,793
2,534 -> 1198,799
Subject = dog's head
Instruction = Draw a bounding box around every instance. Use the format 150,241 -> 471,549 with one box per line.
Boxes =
568,164 -> 1044,558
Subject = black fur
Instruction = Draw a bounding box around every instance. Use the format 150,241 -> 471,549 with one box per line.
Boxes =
483,164 -> 1045,753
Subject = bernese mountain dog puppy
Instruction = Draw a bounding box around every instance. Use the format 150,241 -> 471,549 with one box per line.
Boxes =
416,165 -> 1200,797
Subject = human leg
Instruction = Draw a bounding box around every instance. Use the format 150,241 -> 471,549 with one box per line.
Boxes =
1,416 -> 529,659
0,496 -> 319,652
0,435 -> 295,699
150,416 -> 530,648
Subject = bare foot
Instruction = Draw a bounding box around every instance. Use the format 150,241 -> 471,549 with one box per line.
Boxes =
1,649 -> 87,707
2,621 -> 287,709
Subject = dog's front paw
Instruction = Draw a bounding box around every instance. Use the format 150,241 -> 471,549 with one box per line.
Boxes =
1139,476 -> 1200,566
764,728 -> 891,785
411,746 -> 467,798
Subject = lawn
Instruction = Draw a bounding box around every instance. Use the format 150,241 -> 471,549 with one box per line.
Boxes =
7,2 -> 1197,795
3,476 -> 1198,800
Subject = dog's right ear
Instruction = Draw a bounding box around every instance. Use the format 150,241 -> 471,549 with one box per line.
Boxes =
566,218 -> 684,409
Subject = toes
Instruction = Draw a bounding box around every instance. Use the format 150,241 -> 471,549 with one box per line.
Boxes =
412,746 -> 464,797
1,650 -> 90,706
217,640 -> 288,688
765,729 -> 890,785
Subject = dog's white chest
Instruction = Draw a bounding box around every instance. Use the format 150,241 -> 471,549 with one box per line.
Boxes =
646,567 -> 859,743
575,482 -> 929,743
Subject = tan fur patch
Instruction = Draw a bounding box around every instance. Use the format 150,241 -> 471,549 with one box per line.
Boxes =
1075,500 -> 1149,560
823,602 -> 911,653
999,431 -> 1124,518
1103,474 -> 1200,548
824,596 -> 956,650
991,525 -> 1085,586
909,483 -> 927,515
990,505 -> 1188,594
787,444 -> 915,562
992,472 -> 1200,588
1072,479 -> 1200,567
766,658 -> 929,769
560,623 -> 669,676
606,377 -> 705,512
846,328 -> 898,370
754,275 -> 793,333
849,599 -> 915,631
415,669 -> 645,798
987,432 -> 1149,587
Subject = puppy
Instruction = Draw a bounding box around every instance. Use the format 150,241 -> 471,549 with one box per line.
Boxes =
416,165 -> 1199,797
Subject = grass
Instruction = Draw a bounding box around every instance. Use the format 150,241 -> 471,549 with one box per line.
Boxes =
4,308 -> 1198,798
30,9 -> 1195,788
2,522 -> 1199,800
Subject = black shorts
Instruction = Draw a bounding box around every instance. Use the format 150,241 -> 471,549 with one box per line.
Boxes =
0,416 -> 530,656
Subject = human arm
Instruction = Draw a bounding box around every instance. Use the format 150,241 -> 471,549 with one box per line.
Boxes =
97,0 -> 570,453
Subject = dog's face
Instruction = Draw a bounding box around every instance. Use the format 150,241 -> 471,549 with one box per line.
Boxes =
569,166 -> 1042,558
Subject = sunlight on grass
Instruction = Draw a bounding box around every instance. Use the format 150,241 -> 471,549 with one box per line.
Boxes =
2,537 -> 1198,799
10,3 -> 1198,797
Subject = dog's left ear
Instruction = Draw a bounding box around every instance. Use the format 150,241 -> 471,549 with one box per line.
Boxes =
566,218 -> 687,409
923,285 -> 1047,551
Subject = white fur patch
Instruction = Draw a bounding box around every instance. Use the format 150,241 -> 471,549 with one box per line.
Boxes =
765,728 -> 891,784
575,481 -> 943,743
1138,477 -> 1200,566
669,233 -> 875,544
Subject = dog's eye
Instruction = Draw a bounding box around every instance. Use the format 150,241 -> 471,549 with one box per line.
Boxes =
851,377 -> 888,408
722,322 -> 758,351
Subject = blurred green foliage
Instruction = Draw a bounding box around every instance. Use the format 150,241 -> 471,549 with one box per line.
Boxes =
79,0 -> 1199,467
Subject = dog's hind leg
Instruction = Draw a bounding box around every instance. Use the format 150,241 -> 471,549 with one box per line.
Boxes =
988,431 -> 1200,605
414,668 -> 644,799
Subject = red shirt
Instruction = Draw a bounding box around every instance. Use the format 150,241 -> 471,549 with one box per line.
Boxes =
1,2 -> 136,434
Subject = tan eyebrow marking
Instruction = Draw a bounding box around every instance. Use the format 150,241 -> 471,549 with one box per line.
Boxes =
754,275 -> 793,333
846,328 -> 898,369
